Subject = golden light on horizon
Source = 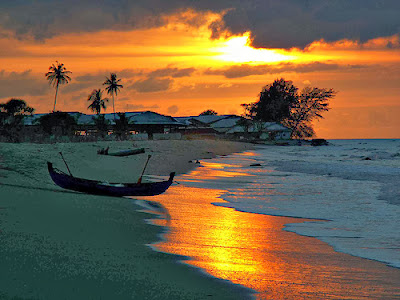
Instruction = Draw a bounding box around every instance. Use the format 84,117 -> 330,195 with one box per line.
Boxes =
215,33 -> 296,64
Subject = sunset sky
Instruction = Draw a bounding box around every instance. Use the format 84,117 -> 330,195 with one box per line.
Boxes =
0,1 -> 399,139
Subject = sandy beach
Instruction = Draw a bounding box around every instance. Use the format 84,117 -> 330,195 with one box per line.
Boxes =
0,140 -> 254,300
1,139 -> 399,299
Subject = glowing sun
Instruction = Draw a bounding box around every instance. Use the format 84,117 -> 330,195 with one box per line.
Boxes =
215,32 -> 295,64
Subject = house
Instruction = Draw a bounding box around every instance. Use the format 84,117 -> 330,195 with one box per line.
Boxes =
175,114 -> 292,140
20,111 -> 291,141
22,111 -> 184,140
208,116 -> 243,133
174,116 -> 221,138
225,121 -> 291,140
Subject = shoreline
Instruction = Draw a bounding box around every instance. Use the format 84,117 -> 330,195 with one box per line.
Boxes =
144,147 -> 400,299
209,141 -> 400,269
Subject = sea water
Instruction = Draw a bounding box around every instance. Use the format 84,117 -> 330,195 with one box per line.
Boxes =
180,139 -> 400,269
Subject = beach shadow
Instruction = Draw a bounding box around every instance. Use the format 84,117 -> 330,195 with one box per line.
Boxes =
0,182 -> 82,195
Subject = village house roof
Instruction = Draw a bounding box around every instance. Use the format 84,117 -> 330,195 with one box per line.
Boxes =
226,122 -> 292,134
174,115 -> 291,134
209,116 -> 243,133
263,122 -> 292,132
22,112 -> 291,135
174,115 -> 232,126
23,111 -> 182,126
128,111 -> 179,125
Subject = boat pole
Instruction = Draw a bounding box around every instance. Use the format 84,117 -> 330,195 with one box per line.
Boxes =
138,154 -> 151,184
59,152 -> 73,177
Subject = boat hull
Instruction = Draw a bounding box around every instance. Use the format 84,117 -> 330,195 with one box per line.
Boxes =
99,148 -> 145,156
47,162 -> 174,197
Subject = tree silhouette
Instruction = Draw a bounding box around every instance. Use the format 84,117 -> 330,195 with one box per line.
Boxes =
242,78 -> 298,122
87,89 -> 109,115
114,112 -> 130,139
0,98 -> 34,142
103,73 -> 123,120
92,114 -> 110,138
282,86 -> 335,138
199,109 -> 218,116
0,98 -> 34,117
45,61 -> 72,112
37,112 -> 77,136
242,78 -> 336,139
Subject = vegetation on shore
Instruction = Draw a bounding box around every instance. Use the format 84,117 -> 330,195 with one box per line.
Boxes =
1,61 -> 335,142
242,78 -> 336,139
0,99 -> 35,142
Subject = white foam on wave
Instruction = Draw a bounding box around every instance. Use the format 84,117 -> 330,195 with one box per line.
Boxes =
182,140 -> 400,269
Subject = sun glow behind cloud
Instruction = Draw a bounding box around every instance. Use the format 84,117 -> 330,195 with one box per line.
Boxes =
214,32 -> 296,64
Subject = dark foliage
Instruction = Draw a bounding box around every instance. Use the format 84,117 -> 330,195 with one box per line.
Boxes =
87,89 -> 109,114
37,112 -> 77,136
242,78 -> 336,139
282,86 -> 335,138
114,113 -> 130,139
92,114 -> 109,137
199,109 -> 218,116
242,79 -> 298,122
0,98 -> 34,142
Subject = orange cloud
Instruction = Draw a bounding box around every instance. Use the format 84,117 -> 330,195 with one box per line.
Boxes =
305,34 -> 400,51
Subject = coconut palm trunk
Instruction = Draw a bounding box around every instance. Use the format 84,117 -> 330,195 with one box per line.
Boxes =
53,83 -> 59,112
112,93 -> 116,121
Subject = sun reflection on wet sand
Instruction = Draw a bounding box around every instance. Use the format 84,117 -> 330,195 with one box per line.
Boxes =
143,166 -> 400,299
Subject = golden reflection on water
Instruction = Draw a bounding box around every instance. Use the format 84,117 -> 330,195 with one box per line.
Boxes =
189,162 -> 249,179
144,166 -> 400,299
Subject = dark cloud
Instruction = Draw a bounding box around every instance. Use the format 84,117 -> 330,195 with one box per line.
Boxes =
131,77 -> 172,93
0,1 -> 399,49
124,103 -> 160,111
205,62 -> 368,78
63,82 -> 93,94
118,69 -> 144,78
72,70 -> 142,94
76,69 -> 142,83
75,74 -> 105,83
128,66 -> 195,93
215,0 -> 400,48
149,67 -> 195,78
0,70 -> 48,98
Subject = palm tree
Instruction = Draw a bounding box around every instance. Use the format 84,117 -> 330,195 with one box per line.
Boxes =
103,73 -> 123,120
45,61 -> 72,112
87,89 -> 109,114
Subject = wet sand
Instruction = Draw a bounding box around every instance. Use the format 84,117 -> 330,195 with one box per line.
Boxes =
143,159 -> 400,299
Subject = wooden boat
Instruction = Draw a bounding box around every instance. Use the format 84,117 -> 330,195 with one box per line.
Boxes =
47,162 -> 175,197
98,148 -> 145,156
